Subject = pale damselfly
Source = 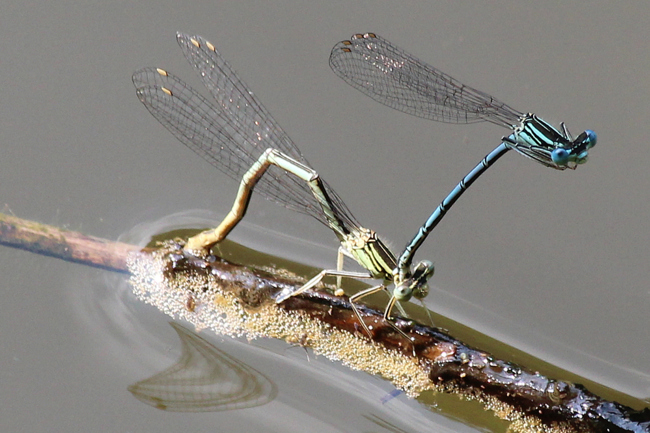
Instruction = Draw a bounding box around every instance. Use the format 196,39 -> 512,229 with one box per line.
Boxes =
330,33 -> 597,284
133,33 -> 434,343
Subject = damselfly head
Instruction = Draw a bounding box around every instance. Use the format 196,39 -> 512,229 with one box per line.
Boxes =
553,129 -> 597,167
574,129 -> 597,162
394,260 -> 434,302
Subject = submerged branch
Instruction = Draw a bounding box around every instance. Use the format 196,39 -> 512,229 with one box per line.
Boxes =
0,212 -> 138,273
1,212 -> 648,432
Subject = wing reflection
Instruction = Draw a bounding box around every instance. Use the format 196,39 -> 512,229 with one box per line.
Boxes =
128,322 -> 277,412
363,413 -> 412,433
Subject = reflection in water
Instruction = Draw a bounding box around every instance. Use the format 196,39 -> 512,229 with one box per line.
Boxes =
380,389 -> 403,405
128,322 -> 277,412
363,413 -> 412,433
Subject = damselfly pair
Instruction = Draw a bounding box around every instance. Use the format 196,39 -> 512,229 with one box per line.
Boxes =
133,32 -> 596,343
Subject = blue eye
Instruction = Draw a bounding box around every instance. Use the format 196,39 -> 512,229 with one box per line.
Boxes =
551,148 -> 570,165
585,130 -> 597,148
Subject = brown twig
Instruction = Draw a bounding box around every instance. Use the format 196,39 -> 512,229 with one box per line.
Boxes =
0,212 -> 138,273
1,212 -> 648,432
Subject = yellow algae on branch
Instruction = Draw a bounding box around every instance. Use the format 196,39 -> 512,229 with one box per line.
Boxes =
128,242 -> 431,397
127,241 -> 650,433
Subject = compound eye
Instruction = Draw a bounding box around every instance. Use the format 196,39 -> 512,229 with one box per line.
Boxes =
394,283 -> 412,302
413,284 -> 429,300
585,130 -> 597,148
551,148 -> 570,166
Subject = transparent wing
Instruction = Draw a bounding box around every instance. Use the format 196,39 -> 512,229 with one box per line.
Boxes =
330,33 -> 522,127
133,34 -> 359,229
174,32 -> 306,165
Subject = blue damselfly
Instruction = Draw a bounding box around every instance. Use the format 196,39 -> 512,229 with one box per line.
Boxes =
330,33 -> 596,285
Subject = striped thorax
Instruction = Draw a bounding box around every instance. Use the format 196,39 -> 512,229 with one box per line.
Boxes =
342,227 -> 395,281
511,114 -> 597,169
